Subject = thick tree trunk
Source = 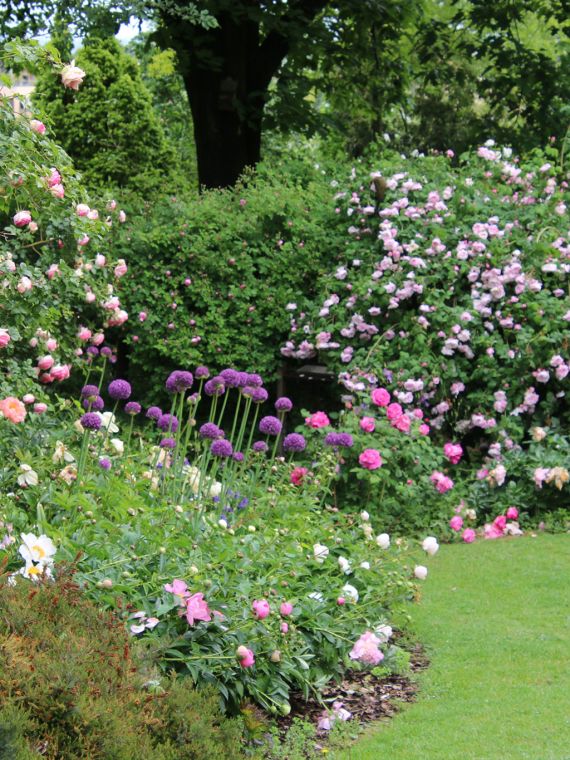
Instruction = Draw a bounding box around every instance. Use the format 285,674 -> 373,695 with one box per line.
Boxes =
164,10 -> 286,190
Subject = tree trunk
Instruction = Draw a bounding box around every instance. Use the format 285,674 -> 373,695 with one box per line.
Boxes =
164,10 -> 287,190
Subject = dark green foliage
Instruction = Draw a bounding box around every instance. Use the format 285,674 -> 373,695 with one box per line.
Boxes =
32,37 -> 175,194
0,567 -> 246,759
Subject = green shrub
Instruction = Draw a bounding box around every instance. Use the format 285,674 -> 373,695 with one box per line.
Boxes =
0,567 -> 246,759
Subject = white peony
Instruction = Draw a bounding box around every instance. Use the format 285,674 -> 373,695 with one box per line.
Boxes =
19,533 -> 56,565
360,561 -> 370,570
376,533 -> 390,549
97,411 -> 119,433
360,510 -> 370,521
313,543 -> 329,563
375,624 -> 393,642
414,565 -> 428,580
209,481 -> 222,498
110,438 -> 124,454
422,536 -> 439,556
338,556 -> 351,574
341,583 -> 359,603
17,464 -> 38,487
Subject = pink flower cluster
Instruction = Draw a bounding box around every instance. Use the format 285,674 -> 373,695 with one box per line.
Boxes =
164,579 -> 212,626
430,470 -> 454,493
349,630 -> 384,666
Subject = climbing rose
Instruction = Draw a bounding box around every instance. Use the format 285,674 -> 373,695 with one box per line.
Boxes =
360,416 -> 376,432
422,536 -> 439,556
305,411 -> 330,428
13,210 -> 32,227
61,61 -> 86,90
443,442 -> 463,464
371,387 -> 390,406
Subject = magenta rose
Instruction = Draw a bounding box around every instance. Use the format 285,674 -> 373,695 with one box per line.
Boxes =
359,449 -> 382,470
449,515 -> 463,532
371,387 -> 390,407
462,528 -> 476,543
305,411 -> 330,429
360,416 -> 376,433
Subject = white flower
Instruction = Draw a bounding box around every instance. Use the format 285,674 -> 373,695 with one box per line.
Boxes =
342,583 -> 359,603
218,519 -> 228,529
209,481 -> 222,498
308,591 -> 324,603
376,533 -> 390,549
74,419 -> 84,434
19,561 -> 52,581
110,438 -> 124,454
375,624 -> 393,642
414,565 -> 428,580
360,561 -> 370,570
466,509 -> 477,520
362,524 -> 374,540
17,465 -> 38,487
313,543 -> 329,563
52,440 -> 75,464
338,556 -> 351,575
422,536 -> 439,556
98,411 -> 119,433
19,533 -> 56,565
360,510 -> 370,521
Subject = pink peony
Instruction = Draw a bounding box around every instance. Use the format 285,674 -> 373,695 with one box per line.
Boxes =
493,515 -> 507,532
139,311 -> 147,322
13,210 -> 32,227
61,61 -> 86,90
0,397 -> 26,423
449,515 -> 463,532
359,448 -> 382,470
305,411 -> 330,428
236,645 -> 255,668
290,466 -> 308,486
51,364 -> 70,382
349,631 -> 384,666
393,414 -> 411,433
462,528 -> 476,543
33,402 -> 47,414
50,183 -> 65,199
30,119 -> 46,134
92,332 -> 105,346
77,327 -> 92,341
359,416 -> 376,433
164,578 -> 189,600
0,329 -> 11,348
280,622 -> 289,634
22,394 -> 35,404
37,355 -> 54,371
252,599 -> 271,619
371,387 -> 391,407
280,602 -> 293,616
443,442 -> 463,465
419,423 -> 430,435
185,592 -> 212,625
484,523 -> 504,540
506,506 -> 519,520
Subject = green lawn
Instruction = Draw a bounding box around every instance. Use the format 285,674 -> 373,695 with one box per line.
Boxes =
334,535 -> 570,760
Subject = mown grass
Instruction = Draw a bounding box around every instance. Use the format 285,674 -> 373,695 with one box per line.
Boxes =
334,534 -> 570,760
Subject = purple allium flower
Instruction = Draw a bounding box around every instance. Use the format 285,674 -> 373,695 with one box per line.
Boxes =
204,376 -> 226,396
246,373 -> 263,387
237,371 -> 249,387
165,370 -> 194,393
125,401 -> 142,415
108,379 -> 131,400
220,368 -> 240,387
157,413 -> 179,432
252,441 -> 268,453
195,365 -> 210,379
87,346 -> 99,357
232,451 -> 244,462
99,457 -> 111,470
324,432 -> 354,448
251,387 -> 269,404
81,412 -> 101,430
241,385 -> 256,398
160,437 -> 176,449
199,422 -> 223,439
146,406 -> 162,420
210,439 -> 233,457
259,415 -> 282,436
81,384 -> 100,399
100,346 -> 113,358
283,433 -> 306,452
83,395 -> 104,411
275,397 -> 293,412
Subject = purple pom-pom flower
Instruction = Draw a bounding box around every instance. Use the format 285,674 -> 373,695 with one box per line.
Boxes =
211,439 -> 233,457
275,397 -> 293,412
204,376 -> 226,396
146,406 -> 162,420
251,387 -> 269,404
160,437 -> 176,449
199,422 -> 223,439
125,401 -> 141,415
283,433 -> 306,452
195,365 -> 210,379
83,395 -> 104,411
259,415 -> 282,436
165,370 -> 194,393
108,379 -> 132,400
220,368 -> 240,388
157,413 -> 179,432
81,412 -> 101,430
252,441 -> 268,453
81,384 -> 100,400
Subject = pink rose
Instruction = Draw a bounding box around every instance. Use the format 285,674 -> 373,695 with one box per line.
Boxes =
37,355 -> 54,371
371,387 -> 390,407
77,235 -> 90,246
77,327 -> 92,341
506,506 -> 519,520
51,364 -> 71,382
50,183 -> 65,199
443,442 -> 463,465
419,423 -> 430,435
280,602 -> 293,616
47,264 -> 60,279
484,523 -> 504,540
449,515 -> 463,532
462,528 -> 476,543
0,329 -> 11,348
114,259 -> 128,278
430,471 -> 454,493
46,338 -> 57,352
17,276 -> 33,293
13,210 -> 32,227
95,254 -> 106,267
305,411 -> 330,428
337,597 -> 346,606
30,119 -> 46,134
92,333 -> 105,346
393,414 -> 411,433
386,402 -> 403,420
76,203 -> 90,217
46,168 -> 61,187
139,311 -> 148,322
359,448 -> 382,470
252,599 -> 271,620
360,416 -> 376,433
22,394 -> 35,404
118,210 -> 127,223
61,61 -> 86,90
